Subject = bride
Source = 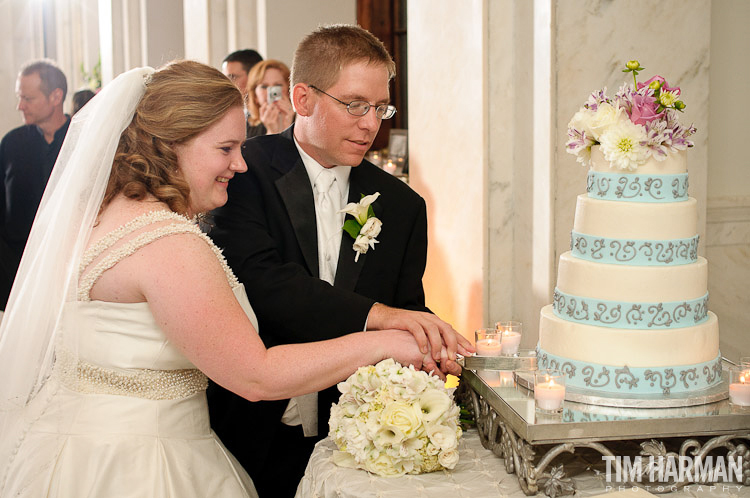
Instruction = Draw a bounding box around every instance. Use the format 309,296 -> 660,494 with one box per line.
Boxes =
0,61 -> 463,497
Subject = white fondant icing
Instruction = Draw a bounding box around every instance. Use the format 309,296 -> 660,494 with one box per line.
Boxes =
573,195 -> 698,239
539,305 -> 719,367
556,252 -> 707,301
590,145 -> 687,175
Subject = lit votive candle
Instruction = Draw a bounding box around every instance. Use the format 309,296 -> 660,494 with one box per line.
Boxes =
534,371 -> 566,413
475,328 -> 503,357
383,159 -> 397,175
729,367 -> 750,406
495,321 -> 522,356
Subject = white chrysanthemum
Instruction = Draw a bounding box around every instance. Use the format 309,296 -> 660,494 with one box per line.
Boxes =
588,102 -> 626,140
598,119 -> 649,171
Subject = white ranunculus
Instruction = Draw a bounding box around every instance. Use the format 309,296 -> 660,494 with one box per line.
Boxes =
598,119 -> 649,171
360,216 -> 382,238
438,448 -> 460,469
426,424 -> 457,450
417,389 -> 452,424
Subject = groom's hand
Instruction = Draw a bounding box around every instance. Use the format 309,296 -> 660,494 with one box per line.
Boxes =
366,303 -> 474,374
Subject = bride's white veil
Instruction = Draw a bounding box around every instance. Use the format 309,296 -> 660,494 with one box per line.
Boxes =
0,66 -> 155,488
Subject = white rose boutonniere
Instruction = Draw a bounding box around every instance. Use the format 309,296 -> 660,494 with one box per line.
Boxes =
340,192 -> 381,262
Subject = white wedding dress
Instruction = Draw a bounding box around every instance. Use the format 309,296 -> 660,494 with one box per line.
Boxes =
2,214 -> 259,497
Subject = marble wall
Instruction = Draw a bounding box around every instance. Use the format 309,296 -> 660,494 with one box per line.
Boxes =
409,0 -> 748,356
707,0 -> 750,362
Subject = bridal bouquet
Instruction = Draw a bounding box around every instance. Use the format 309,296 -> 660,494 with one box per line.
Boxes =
566,60 -> 696,171
329,359 -> 462,477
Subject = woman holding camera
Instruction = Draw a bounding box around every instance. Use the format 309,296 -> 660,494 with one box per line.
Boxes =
245,59 -> 295,138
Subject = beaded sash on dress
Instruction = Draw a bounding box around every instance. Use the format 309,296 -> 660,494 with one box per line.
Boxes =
57,211 -> 238,400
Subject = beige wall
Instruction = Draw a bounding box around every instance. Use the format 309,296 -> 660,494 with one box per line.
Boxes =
707,0 -> 750,362
407,0 -> 487,341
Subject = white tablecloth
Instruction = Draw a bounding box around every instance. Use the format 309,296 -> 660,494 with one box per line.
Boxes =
294,430 -> 748,498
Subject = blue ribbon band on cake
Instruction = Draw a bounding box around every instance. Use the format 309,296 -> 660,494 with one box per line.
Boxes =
587,171 -> 689,203
570,231 -> 699,266
552,288 -> 709,329
536,346 -> 723,395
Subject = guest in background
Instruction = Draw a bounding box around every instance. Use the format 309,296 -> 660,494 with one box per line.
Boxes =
245,59 -> 295,138
222,49 -> 263,101
0,59 -> 69,310
207,25 -> 473,498
71,88 -> 95,115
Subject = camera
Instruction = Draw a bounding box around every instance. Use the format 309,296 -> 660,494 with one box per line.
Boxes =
267,85 -> 282,103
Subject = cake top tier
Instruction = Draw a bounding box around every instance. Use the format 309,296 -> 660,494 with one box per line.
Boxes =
566,60 -> 696,172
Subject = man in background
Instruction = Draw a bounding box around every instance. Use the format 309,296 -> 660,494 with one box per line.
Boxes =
0,59 -> 70,310
222,48 -> 263,100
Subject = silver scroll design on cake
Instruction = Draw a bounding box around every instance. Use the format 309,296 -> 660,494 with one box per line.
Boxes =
586,171 -> 689,203
535,348 -> 724,396
570,232 -> 699,266
552,288 -> 708,329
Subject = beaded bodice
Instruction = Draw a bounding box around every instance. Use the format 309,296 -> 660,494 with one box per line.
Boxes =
78,210 -> 239,301
54,211 -> 257,400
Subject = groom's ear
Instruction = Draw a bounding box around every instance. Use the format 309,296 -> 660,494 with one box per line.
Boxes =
292,83 -> 314,117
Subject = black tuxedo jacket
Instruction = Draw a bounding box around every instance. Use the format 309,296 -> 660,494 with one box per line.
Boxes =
207,127 -> 429,465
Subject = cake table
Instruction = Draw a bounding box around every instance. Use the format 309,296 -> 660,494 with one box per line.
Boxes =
461,354 -> 750,496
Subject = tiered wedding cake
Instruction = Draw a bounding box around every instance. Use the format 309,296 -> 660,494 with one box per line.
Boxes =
536,62 -> 722,398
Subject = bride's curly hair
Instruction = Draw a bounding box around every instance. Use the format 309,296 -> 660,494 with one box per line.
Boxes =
103,60 -> 243,215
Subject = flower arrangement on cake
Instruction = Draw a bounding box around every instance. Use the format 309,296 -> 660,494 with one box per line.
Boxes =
328,359 -> 462,477
566,60 -> 696,171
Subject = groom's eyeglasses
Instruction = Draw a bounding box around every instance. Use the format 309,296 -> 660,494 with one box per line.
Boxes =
308,85 -> 397,120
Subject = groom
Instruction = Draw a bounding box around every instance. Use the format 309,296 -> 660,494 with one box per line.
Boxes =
207,25 -> 467,497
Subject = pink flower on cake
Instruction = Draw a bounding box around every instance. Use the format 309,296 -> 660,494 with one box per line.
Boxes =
628,93 -> 664,126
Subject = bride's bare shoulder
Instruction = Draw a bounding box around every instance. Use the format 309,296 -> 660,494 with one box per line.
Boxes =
92,194 -> 172,234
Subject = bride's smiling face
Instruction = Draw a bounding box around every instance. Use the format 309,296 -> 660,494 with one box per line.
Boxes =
175,106 -> 247,215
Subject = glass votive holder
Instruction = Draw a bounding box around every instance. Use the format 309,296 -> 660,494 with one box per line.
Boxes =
728,366 -> 750,407
534,370 -> 566,413
495,320 -> 522,356
474,328 -> 503,356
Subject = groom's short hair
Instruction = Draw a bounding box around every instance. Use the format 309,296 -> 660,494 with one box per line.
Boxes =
291,24 -> 395,91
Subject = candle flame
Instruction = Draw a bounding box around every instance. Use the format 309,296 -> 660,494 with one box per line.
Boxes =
549,378 -> 556,387
741,374 -> 746,384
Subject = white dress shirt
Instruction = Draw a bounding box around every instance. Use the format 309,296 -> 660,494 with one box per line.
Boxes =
280,138 -> 351,436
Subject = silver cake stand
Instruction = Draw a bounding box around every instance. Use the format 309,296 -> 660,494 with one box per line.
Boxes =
459,354 -> 750,496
